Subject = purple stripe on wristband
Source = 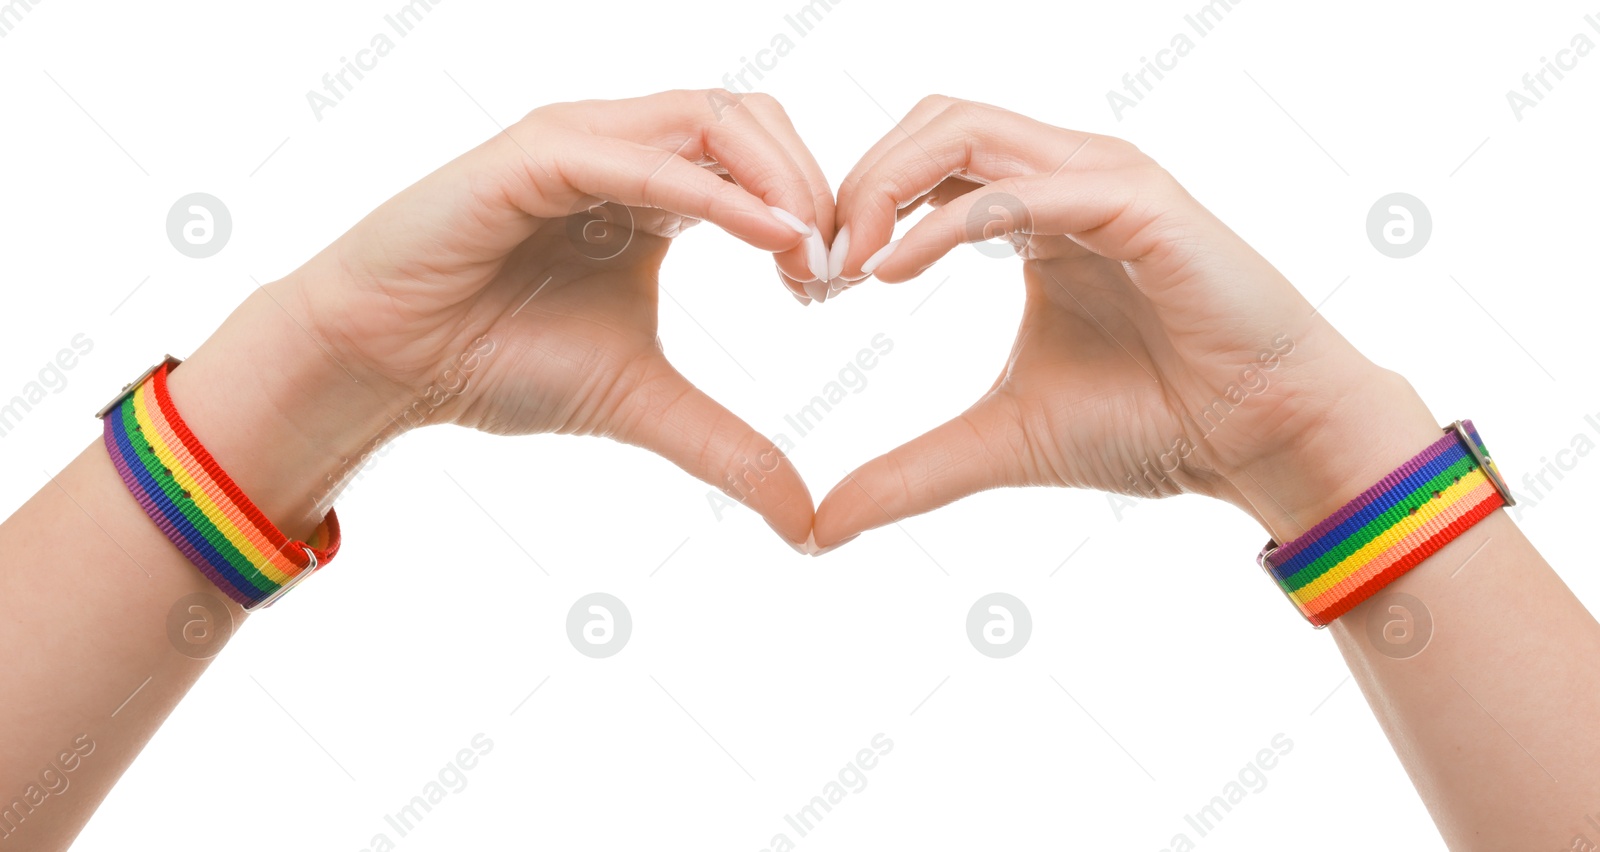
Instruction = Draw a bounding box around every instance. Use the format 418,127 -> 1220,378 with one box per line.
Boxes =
103,416 -> 228,592
1267,429 -> 1460,566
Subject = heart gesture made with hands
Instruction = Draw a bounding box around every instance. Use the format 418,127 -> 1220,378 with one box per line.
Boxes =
287,88 -> 1426,553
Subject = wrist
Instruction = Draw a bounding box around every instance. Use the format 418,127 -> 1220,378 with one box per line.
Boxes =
1225,367 -> 1442,545
162,278 -> 409,536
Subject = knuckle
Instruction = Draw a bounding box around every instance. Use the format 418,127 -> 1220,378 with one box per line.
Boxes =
862,173 -> 903,212
742,90 -> 781,111
1104,133 -> 1149,160
838,170 -> 864,198
520,101 -> 570,127
877,160 -> 926,201
945,98 -> 1011,128
1135,162 -> 1183,199
699,87 -> 742,114
1086,132 -> 1155,166
945,99 -> 987,125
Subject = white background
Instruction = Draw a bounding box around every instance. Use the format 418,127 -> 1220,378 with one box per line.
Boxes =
2,0 -> 1597,849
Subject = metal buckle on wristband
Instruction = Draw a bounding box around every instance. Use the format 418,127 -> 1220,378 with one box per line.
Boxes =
95,354 -> 183,419
1256,542 -> 1315,626
244,546 -> 319,612
1448,420 -> 1516,507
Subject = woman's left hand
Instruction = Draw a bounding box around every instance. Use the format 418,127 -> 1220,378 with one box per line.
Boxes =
275,89 -> 841,546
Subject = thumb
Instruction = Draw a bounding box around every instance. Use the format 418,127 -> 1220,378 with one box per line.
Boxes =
610,359 -> 815,547
813,394 -> 1030,548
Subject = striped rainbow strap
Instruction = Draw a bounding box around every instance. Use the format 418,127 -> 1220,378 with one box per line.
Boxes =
98,357 -> 340,611
1257,420 -> 1514,628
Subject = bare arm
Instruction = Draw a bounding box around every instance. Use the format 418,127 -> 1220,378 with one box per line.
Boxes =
1331,509 -> 1600,847
0,288 -> 388,848
1255,401 -> 1600,847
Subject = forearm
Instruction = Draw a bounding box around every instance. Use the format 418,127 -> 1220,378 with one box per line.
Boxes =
1332,511 -> 1600,849
0,279 -> 395,849
0,439 -> 236,848
1239,390 -> 1600,849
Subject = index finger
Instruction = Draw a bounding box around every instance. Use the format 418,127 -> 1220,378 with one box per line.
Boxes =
831,98 -> 1120,279
571,89 -> 836,287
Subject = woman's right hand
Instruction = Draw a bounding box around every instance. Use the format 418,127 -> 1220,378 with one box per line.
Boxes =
814,96 -> 1443,548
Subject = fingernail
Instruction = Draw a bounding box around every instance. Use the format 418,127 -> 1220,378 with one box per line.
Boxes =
811,533 -> 860,557
766,520 -> 809,553
803,277 -> 830,303
805,225 -> 830,284
780,269 -> 812,305
768,206 -> 811,236
860,239 -> 901,276
827,224 -> 851,281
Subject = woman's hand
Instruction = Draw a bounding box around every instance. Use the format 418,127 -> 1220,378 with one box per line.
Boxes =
814,96 -> 1443,548
279,89 -> 841,546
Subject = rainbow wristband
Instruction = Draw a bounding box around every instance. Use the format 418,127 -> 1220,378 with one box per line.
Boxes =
98,357 -> 339,610
1257,420 -> 1514,628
